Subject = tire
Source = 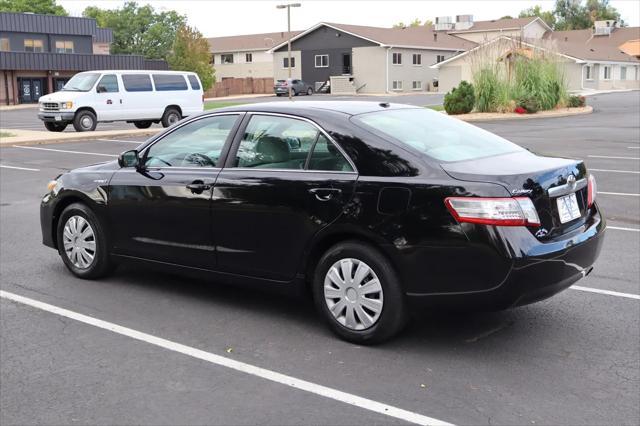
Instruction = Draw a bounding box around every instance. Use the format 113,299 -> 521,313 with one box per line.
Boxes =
56,203 -> 113,279
312,241 -> 408,344
72,110 -> 97,132
161,107 -> 181,128
44,122 -> 67,132
134,121 -> 152,129
307,88 -> 313,96
293,89 -> 299,96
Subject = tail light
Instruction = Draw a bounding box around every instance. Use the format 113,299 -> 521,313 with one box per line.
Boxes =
445,197 -> 541,227
587,174 -> 597,207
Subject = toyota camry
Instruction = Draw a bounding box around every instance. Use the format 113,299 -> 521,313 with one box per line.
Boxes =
40,102 -> 605,343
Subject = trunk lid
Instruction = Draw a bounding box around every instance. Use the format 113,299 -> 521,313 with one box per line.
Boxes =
441,151 -> 589,238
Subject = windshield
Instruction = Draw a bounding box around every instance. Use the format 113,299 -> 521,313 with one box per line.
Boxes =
61,73 -> 100,92
352,108 -> 523,162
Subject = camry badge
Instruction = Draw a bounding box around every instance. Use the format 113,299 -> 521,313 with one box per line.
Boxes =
512,188 -> 532,195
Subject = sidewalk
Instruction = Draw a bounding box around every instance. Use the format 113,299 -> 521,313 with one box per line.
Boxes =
0,128 -> 160,146
0,104 -> 39,111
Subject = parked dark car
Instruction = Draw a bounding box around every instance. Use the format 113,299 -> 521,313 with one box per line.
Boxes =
40,102 -> 605,343
274,78 -> 314,96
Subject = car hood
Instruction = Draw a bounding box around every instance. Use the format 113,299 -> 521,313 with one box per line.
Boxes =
38,91 -> 87,103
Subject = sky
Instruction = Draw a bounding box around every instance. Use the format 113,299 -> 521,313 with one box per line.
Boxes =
58,0 -> 640,38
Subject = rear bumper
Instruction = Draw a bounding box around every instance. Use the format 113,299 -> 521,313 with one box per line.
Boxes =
403,206 -> 606,310
38,112 -> 74,122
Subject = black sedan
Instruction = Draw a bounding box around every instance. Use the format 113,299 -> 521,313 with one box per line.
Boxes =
40,102 -> 605,343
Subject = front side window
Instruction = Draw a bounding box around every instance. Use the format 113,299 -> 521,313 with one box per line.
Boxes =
25,39 -> 43,52
145,115 -> 239,167
352,108 -> 523,162
62,73 -> 100,92
235,115 -> 318,169
0,38 -> 9,51
315,54 -> 329,67
153,74 -> 188,91
283,57 -> 296,68
188,75 -> 201,90
392,52 -> 402,65
221,54 -> 234,64
412,54 -> 421,65
122,74 -> 153,92
55,40 -> 73,53
97,74 -> 118,92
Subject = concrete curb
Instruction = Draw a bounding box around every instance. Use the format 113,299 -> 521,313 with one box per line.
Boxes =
450,106 -> 593,122
0,128 -> 160,146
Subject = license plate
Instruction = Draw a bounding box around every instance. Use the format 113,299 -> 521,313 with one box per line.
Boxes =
557,193 -> 581,223
54,115 -> 62,121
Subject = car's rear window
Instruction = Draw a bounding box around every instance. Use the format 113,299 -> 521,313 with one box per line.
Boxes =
352,108 -> 523,162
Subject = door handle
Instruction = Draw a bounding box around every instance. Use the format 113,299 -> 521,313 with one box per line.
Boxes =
309,188 -> 341,201
186,180 -> 212,194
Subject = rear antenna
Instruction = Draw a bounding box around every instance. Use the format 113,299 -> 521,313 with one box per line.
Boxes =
379,102 -> 390,108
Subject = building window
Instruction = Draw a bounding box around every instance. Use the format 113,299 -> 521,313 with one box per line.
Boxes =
392,80 -> 403,90
392,52 -> 402,65
55,40 -> 74,53
0,38 -> 9,52
283,57 -> 296,68
585,65 -> 593,80
24,39 -> 44,53
412,81 -> 422,90
412,54 -> 422,65
314,54 -> 329,68
603,65 -> 612,80
436,55 -> 446,63
210,54 -> 215,65
620,66 -> 627,80
245,53 -> 253,63
220,54 -> 234,64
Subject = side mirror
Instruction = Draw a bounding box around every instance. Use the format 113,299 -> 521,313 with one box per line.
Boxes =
96,85 -> 107,93
118,150 -> 140,168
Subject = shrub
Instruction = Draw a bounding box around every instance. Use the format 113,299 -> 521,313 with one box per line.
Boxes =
567,95 -> 586,108
443,81 -> 475,115
473,68 -> 501,112
517,96 -> 539,114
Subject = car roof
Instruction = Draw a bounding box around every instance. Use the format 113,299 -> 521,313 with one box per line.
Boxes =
78,70 -> 197,75
214,101 -> 418,116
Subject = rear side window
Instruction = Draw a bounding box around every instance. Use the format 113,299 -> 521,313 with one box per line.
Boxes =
122,74 -> 153,92
187,75 -> 201,90
352,109 -> 523,162
308,134 -> 354,172
153,74 -> 188,91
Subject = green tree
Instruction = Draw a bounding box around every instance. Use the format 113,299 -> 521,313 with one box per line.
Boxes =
500,15 -> 514,20
585,0 -> 622,24
554,0 -> 591,30
393,18 -> 433,28
392,21 -> 406,29
168,25 -> 215,91
519,5 -> 557,28
0,0 -> 67,15
83,2 -> 185,60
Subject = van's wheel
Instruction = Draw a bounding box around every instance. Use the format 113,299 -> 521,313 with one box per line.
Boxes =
312,241 -> 408,344
57,203 -> 113,279
161,107 -> 181,128
134,121 -> 152,129
72,110 -> 97,132
44,122 -> 67,132
307,88 -> 313,96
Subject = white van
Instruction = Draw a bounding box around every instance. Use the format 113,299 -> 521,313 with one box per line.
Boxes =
37,70 -> 204,132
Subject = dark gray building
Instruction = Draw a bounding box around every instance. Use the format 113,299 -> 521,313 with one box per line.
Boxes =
0,12 -> 168,104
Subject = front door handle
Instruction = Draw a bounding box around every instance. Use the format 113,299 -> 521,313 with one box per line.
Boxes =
309,188 -> 341,201
186,180 -> 212,194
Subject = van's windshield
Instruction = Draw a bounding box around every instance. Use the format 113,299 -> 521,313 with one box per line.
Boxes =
61,73 -> 100,92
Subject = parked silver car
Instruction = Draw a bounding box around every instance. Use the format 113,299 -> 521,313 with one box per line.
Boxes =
274,79 -> 314,96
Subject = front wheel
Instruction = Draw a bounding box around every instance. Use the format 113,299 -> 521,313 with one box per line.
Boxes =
57,203 -> 113,279
161,107 -> 181,128
307,88 -> 313,96
312,241 -> 408,344
134,121 -> 152,129
72,110 -> 97,132
44,122 -> 67,132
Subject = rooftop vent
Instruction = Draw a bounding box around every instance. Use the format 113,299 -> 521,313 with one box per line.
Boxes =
435,16 -> 454,31
454,14 -> 474,31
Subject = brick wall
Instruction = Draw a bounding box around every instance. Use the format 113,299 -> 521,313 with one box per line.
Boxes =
205,77 -> 274,98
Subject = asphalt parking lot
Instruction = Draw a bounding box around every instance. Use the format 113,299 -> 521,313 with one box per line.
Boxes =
1,91 -> 638,425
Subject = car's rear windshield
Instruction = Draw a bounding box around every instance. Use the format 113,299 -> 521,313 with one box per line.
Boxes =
352,108 -> 523,162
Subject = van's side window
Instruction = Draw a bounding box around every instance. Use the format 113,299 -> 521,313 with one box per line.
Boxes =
122,74 -> 153,92
153,74 -> 188,91
97,74 -> 119,93
187,75 -> 201,90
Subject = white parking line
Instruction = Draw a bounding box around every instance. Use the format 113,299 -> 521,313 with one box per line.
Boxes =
599,191 -> 640,197
0,164 -> 40,171
571,286 -> 640,300
628,147 -> 640,149
589,168 -> 640,174
587,155 -> 640,160
97,139 -> 143,144
0,290 -> 453,426
11,145 -> 117,158
608,226 -> 640,232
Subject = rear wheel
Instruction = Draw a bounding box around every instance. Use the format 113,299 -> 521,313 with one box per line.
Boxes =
307,88 -> 313,96
161,107 -> 181,128
312,241 -> 408,344
133,121 -> 152,129
72,110 -> 97,132
57,203 -> 113,279
44,122 -> 67,132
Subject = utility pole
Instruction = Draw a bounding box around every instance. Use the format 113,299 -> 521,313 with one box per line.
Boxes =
276,3 -> 301,100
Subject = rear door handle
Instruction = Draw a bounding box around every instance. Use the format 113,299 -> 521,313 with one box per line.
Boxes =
309,188 -> 341,201
187,180 -> 212,194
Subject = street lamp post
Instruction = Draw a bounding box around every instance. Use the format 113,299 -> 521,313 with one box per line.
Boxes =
276,3 -> 301,100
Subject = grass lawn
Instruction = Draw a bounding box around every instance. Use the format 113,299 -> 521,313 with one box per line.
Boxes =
426,105 -> 444,111
0,131 -> 15,138
204,101 -> 245,110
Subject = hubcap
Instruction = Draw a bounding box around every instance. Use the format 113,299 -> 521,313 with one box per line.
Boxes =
62,215 -> 96,269
81,116 -> 93,129
168,113 -> 179,124
324,258 -> 383,331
